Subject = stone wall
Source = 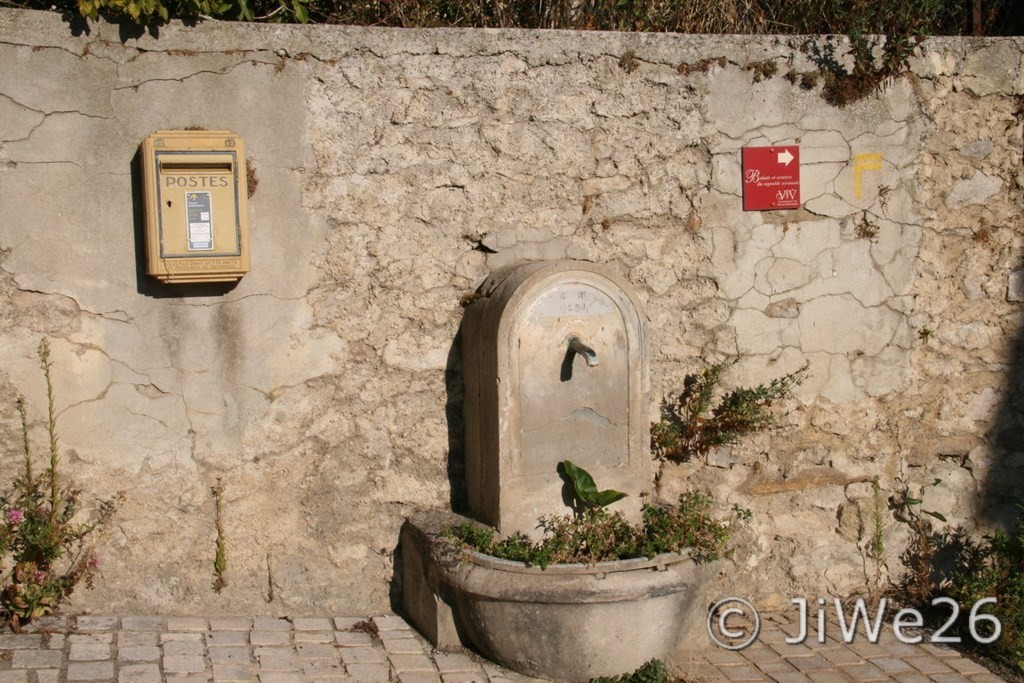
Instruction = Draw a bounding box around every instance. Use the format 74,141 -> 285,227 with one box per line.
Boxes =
0,8 -> 1021,614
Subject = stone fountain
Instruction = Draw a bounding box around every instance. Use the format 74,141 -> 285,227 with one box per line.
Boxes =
399,260 -> 713,681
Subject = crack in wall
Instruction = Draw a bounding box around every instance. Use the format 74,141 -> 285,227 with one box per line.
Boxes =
0,39 -> 111,62
114,58 -> 274,91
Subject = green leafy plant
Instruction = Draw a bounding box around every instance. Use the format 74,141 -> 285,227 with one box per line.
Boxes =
592,658 -> 670,683
651,359 -> 807,461
640,491 -> 736,563
897,478 -> 947,525
892,477 -> 946,603
560,459 -> 627,513
868,478 -> 886,587
1,340 -> 122,630
446,463 -> 739,569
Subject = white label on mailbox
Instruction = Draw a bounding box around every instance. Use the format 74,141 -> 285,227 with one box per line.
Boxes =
186,191 -> 214,251
528,285 -> 615,319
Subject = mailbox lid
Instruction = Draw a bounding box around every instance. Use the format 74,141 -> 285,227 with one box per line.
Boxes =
143,129 -> 244,152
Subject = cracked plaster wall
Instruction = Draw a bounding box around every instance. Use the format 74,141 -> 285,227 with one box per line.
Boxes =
0,8 -> 1022,613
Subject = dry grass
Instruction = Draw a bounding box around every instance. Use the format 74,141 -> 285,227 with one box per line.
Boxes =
313,0 -> 1020,35
1,0 -> 1019,35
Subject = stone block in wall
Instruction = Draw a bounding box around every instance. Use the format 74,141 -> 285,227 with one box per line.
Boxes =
903,435 -> 980,468
803,193 -> 858,219
799,295 -> 901,355
1008,270 -> 1024,303
0,95 -> 43,146
480,226 -> 517,251
960,139 -> 994,160
764,298 -> 799,319
945,170 -> 1003,208
837,501 -> 865,543
790,542 -> 867,593
799,130 -> 850,165
961,42 -> 1023,96
935,321 -> 1000,351
706,67 -> 795,139
851,346 -> 911,397
731,309 -> 789,355
454,251 -> 488,284
740,467 -> 855,496
936,387 -> 1001,435
706,446 -> 735,469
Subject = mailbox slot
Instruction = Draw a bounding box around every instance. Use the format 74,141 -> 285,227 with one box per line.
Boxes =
160,161 -> 233,172
140,131 -> 250,284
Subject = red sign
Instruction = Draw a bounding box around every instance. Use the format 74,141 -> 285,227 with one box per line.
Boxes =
742,146 -> 800,211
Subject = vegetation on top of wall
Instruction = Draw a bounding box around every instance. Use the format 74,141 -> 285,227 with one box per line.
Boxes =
2,0 -> 1015,106
801,32 -> 921,106
0,0 -> 1019,35
81,0 -> 309,23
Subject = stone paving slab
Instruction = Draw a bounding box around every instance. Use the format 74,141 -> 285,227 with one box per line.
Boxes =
0,612 -> 1007,682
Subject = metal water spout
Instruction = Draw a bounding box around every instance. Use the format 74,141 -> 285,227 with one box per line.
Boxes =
566,336 -> 599,367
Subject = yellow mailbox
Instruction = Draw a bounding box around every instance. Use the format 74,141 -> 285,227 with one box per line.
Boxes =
141,130 -> 250,284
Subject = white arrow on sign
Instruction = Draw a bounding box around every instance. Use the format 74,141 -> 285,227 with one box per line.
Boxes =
777,150 -> 795,166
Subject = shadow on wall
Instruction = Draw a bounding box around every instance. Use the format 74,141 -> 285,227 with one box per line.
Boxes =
445,329 -> 467,514
387,323 -> 465,614
52,7 -> 164,41
982,273 -> 1024,529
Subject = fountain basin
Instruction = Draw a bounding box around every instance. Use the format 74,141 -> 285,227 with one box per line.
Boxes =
399,511 -> 715,682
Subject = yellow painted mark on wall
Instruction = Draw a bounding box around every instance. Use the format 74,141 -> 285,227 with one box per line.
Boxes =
853,153 -> 884,199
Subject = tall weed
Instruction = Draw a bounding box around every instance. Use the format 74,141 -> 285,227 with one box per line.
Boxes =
1,340 -> 122,630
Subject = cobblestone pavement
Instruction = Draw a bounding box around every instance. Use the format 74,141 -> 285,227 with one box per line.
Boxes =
684,610 -> 1008,683
0,612 -> 1008,683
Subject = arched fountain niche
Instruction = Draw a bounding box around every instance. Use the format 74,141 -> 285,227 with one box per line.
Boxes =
462,260 -> 649,534
399,261 -> 713,682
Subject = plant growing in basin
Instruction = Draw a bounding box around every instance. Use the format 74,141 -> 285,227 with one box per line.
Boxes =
432,460 -> 742,682
446,460 -> 736,568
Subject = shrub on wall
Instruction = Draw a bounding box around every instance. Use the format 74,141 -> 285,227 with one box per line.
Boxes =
651,360 -> 807,462
2,0 -> 309,23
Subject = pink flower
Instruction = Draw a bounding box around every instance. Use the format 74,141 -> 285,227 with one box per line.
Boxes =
6,509 -> 24,526
87,555 -> 100,569
34,570 -> 47,583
